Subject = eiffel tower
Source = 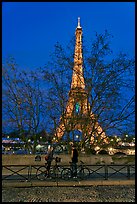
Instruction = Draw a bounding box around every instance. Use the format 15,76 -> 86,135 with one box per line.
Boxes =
53,18 -> 108,144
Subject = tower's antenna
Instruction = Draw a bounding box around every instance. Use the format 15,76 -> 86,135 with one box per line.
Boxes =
77,17 -> 81,28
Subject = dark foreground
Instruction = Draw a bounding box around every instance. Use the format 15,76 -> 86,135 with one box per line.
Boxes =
2,185 -> 135,202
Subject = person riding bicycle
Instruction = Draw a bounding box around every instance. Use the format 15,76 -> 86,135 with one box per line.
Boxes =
45,145 -> 54,177
71,144 -> 78,178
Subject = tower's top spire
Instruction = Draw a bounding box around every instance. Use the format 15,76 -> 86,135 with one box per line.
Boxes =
77,17 -> 81,28
71,16 -> 84,90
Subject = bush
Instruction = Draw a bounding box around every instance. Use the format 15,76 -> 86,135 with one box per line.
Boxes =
98,150 -> 108,155
84,148 -> 96,155
114,152 -> 126,156
90,149 -> 96,155
35,155 -> 41,161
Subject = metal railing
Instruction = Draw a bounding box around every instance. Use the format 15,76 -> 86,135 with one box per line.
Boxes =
2,165 -> 30,181
86,164 -> 135,180
2,164 -> 135,182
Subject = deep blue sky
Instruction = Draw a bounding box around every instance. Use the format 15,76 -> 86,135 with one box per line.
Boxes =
2,2 -> 135,71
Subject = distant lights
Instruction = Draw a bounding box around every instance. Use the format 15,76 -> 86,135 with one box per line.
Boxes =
94,146 -> 100,151
108,147 -> 113,151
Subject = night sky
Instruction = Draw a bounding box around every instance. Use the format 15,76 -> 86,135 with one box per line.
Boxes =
2,2 -> 135,70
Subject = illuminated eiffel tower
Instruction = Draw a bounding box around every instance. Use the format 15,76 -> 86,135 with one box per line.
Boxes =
53,18 -> 108,144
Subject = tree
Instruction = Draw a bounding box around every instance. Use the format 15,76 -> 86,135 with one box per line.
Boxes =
2,57 -> 47,153
84,31 -> 135,139
40,30 -> 135,146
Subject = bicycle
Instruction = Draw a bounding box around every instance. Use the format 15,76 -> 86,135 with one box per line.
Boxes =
36,156 -> 63,180
61,160 -> 90,180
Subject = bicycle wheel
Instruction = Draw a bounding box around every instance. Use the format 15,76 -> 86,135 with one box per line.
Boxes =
52,166 -> 64,179
79,167 -> 90,179
61,168 -> 71,180
57,166 -> 64,178
50,166 -> 57,179
36,166 -> 47,180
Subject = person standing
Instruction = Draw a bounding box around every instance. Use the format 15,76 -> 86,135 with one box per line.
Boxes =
71,144 -> 78,178
45,145 -> 54,177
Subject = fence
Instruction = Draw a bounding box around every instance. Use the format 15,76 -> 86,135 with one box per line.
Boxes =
2,164 -> 135,182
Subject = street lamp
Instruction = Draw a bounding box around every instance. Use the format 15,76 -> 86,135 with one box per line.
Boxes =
76,135 -> 79,141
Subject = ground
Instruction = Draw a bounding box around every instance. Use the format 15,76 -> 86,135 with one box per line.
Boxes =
2,185 -> 135,202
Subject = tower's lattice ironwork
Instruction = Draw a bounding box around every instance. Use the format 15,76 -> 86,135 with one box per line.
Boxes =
54,18 -> 108,144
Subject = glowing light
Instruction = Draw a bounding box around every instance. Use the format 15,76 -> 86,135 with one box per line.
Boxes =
108,147 -> 113,151
94,146 -> 100,151
75,102 -> 80,113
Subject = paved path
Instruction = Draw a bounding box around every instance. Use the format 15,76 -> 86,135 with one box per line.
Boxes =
2,179 -> 135,188
2,184 -> 135,202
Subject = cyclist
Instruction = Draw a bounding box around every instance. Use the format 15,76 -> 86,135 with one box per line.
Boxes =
71,144 -> 78,178
45,145 -> 54,177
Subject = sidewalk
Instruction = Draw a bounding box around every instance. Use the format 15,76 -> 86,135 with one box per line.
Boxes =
2,179 -> 135,188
